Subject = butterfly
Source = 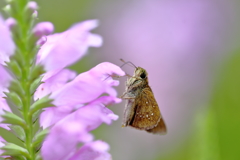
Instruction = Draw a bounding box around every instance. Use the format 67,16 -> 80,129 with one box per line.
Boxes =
120,60 -> 167,134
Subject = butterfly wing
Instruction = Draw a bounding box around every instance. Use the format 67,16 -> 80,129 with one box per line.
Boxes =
146,117 -> 167,134
130,86 -> 161,130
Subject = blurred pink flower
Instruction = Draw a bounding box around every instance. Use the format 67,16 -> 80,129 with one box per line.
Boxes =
0,15 -> 15,65
33,21 -> 54,37
27,1 -> 38,11
94,0 -> 237,159
0,65 -> 11,97
5,18 -> 16,29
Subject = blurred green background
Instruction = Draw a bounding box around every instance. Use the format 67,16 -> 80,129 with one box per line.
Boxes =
1,0 -> 240,160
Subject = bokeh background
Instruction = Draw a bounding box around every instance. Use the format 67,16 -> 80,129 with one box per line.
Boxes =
1,0 -> 240,160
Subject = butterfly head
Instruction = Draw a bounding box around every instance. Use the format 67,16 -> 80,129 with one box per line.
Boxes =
127,67 -> 148,88
134,67 -> 148,79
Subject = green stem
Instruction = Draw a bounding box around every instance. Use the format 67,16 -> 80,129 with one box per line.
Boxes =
10,0 -> 35,159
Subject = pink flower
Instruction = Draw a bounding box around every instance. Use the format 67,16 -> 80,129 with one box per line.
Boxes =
33,22 -> 54,37
51,62 -> 123,107
32,17 -> 124,159
69,140 -> 111,160
34,69 -> 76,100
41,96 -> 119,160
0,15 -> 15,65
37,19 -> 102,72
0,12 -> 124,159
40,62 -> 124,159
39,62 -> 124,128
27,1 -> 38,11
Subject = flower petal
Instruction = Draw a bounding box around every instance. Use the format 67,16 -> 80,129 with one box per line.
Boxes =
37,20 -> 102,71
33,22 -> 54,37
41,96 -> 118,159
0,65 -> 12,96
40,106 -> 72,129
34,69 -> 76,100
51,62 -> 125,107
0,15 -> 15,65
69,140 -> 111,160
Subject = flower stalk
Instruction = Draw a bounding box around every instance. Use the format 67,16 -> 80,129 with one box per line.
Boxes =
3,0 -> 46,159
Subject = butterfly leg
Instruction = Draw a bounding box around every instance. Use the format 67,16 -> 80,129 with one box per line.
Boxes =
120,92 -> 136,99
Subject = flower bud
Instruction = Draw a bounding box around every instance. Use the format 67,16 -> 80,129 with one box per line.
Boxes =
33,22 -> 54,38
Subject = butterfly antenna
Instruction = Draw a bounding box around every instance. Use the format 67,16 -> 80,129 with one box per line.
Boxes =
120,59 -> 137,69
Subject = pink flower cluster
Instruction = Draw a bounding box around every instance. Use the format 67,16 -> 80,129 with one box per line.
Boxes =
0,14 -> 125,159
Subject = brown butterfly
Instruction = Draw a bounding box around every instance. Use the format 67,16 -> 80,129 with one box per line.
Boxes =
121,60 -> 167,134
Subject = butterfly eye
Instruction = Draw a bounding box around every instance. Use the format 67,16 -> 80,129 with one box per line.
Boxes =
140,72 -> 146,79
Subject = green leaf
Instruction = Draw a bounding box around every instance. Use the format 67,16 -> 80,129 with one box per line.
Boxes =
1,143 -> 29,158
1,111 -> 26,129
33,128 -> 49,149
9,125 -> 26,142
8,80 -> 25,97
29,65 -> 45,81
0,127 -> 24,148
35,153 -> 43,160
32,109 -> 43,124
30,76 -> 43,95
29,96 -> 53,115
4,92 -> 23,109
9,51 -> 26,69
6,60 -> 22,79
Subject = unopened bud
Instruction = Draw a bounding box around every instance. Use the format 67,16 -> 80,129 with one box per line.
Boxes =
33,22 -> 54,37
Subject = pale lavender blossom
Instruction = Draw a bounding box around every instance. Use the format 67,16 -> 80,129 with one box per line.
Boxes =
34,69 -> 76,100
38,17 -> 122,160
39,62 -> 124,128
5,18 -> 16,29
69,140 -> 111,160
39,62 -> 124,159
33,22 -> 54,37
0,65 -> 11,96
50,62 -> 123,107
27,1 -> 38,11
41,96 -> 119,160
36,19 -> 102,72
